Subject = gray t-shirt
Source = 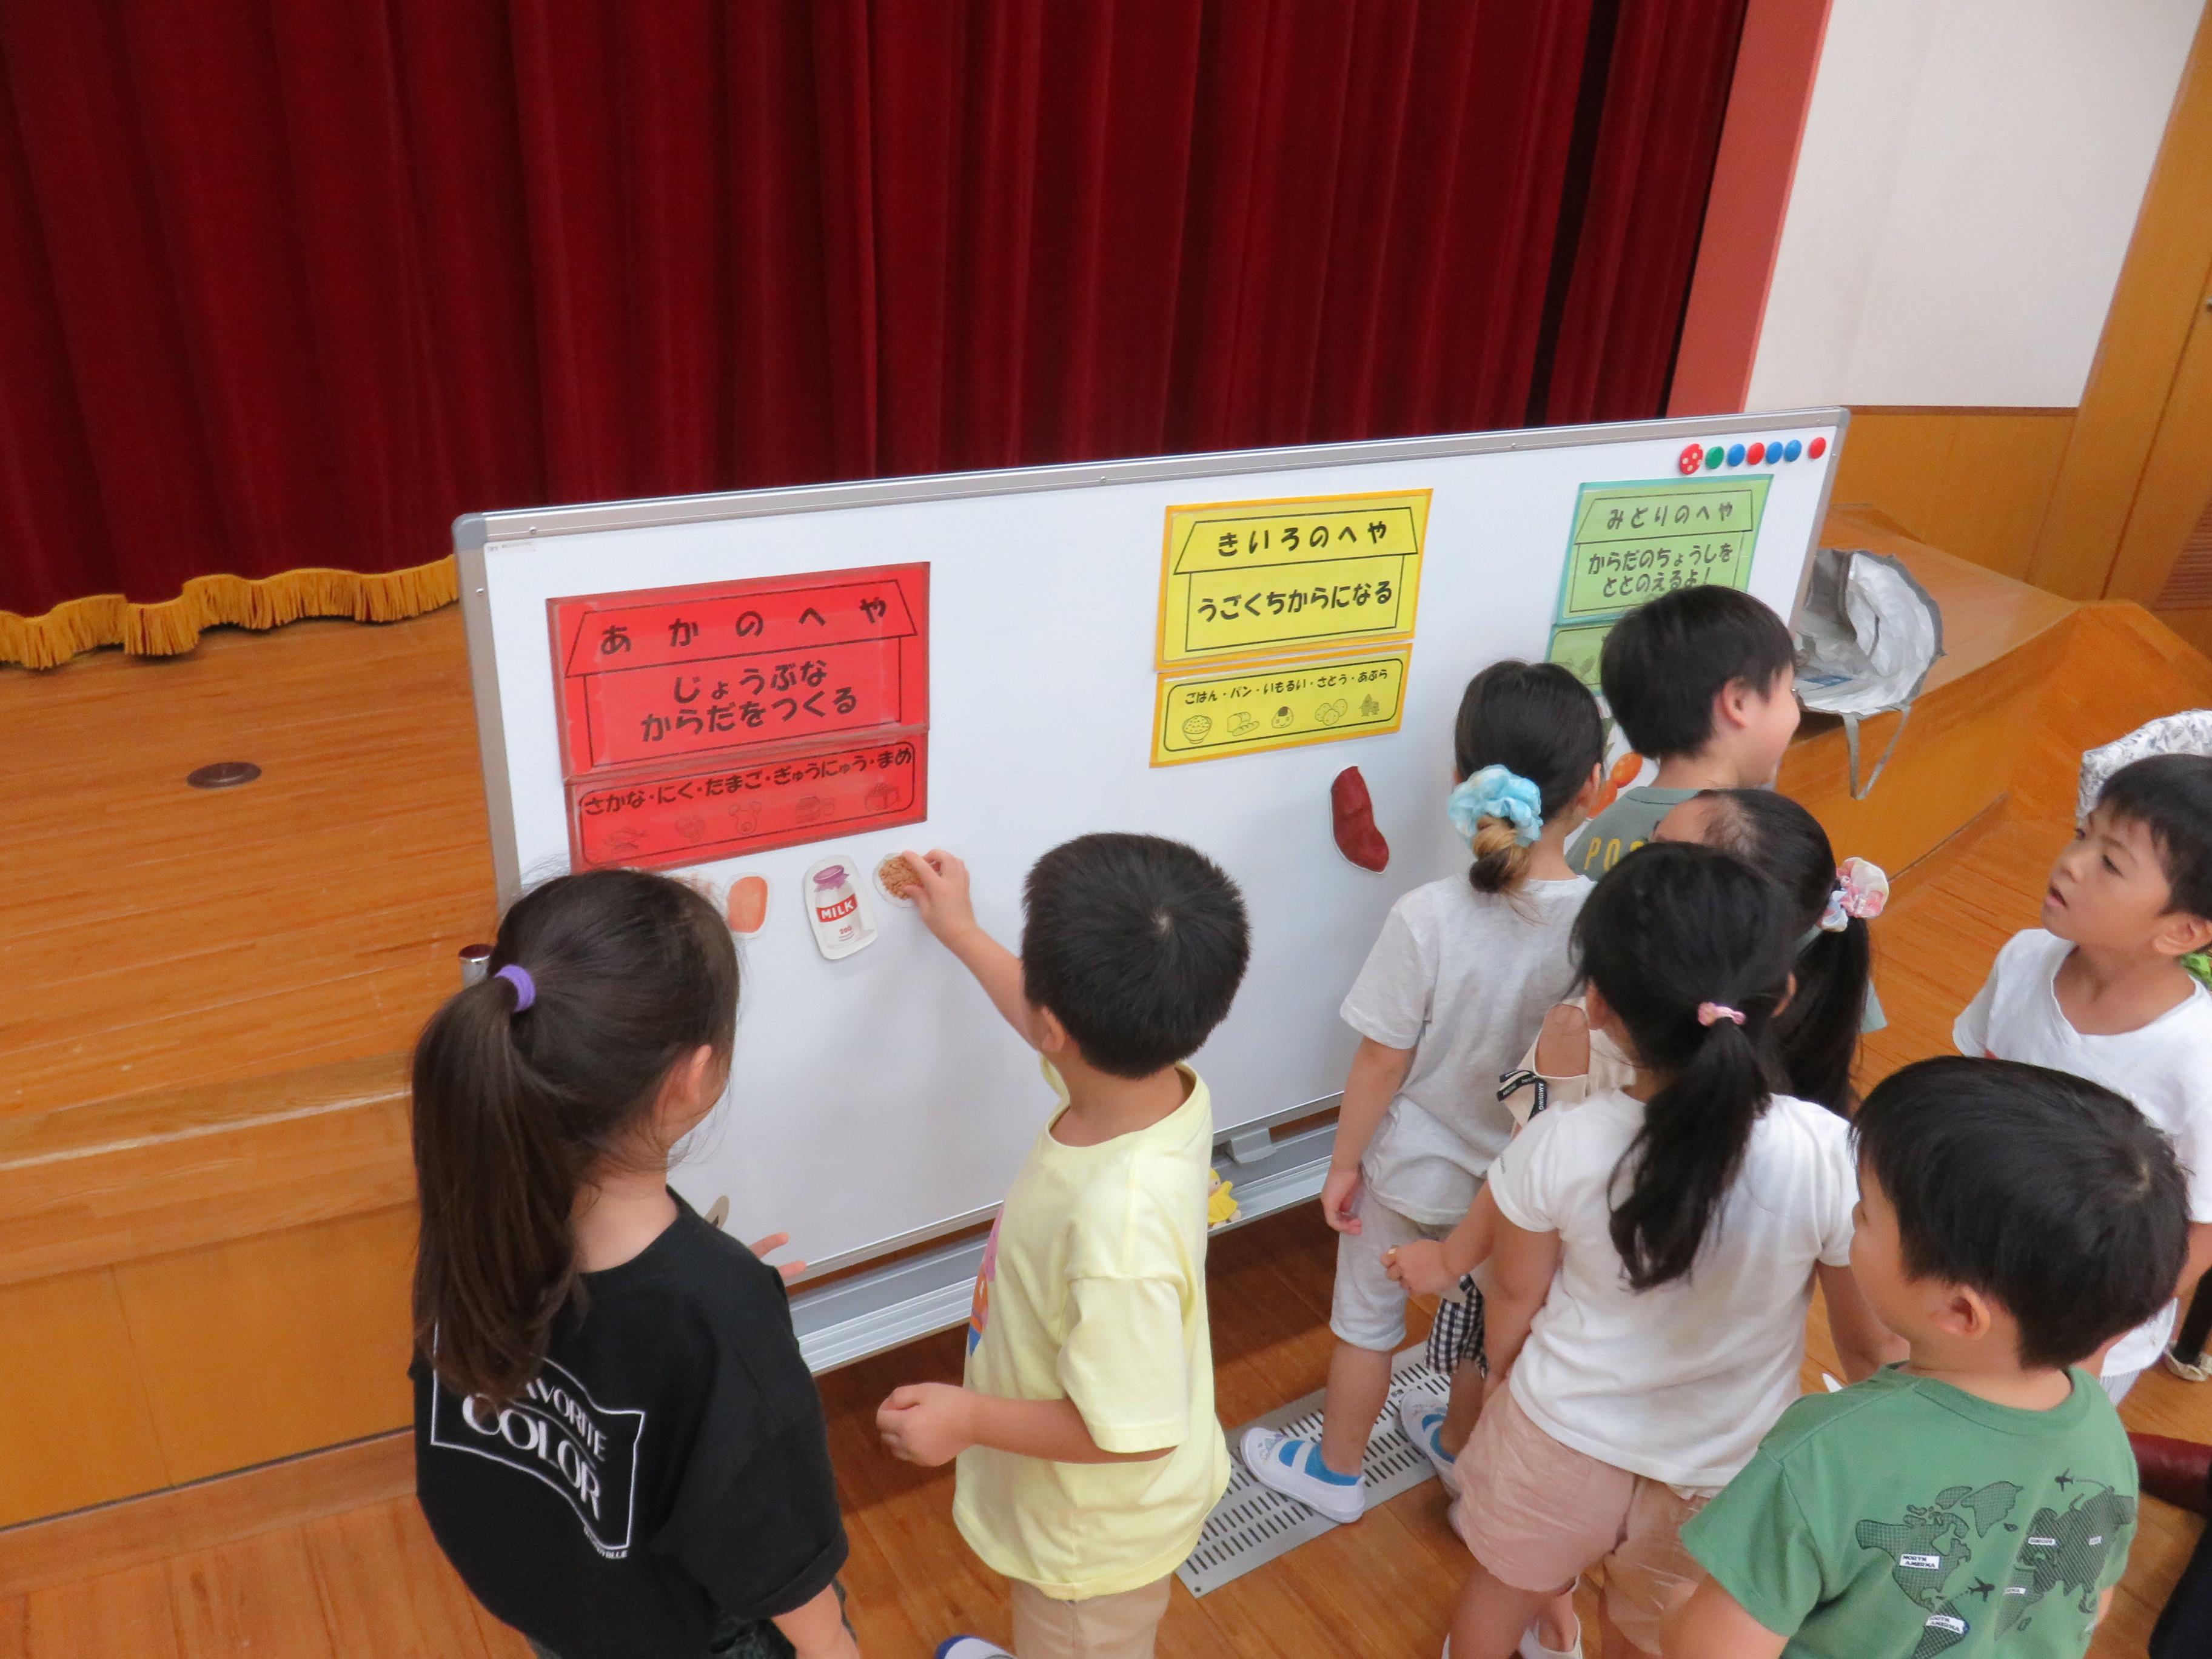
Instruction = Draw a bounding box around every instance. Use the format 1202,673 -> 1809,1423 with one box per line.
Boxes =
1339,873 -> 1592,1224
1566,786 -> 1696,878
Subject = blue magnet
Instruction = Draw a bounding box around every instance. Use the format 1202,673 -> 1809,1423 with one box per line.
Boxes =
1783,438 -> 1803,462
1726,443 -> 1746,467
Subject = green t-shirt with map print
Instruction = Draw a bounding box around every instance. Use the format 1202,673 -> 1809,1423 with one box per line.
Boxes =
1683,1365 -> 2136,1659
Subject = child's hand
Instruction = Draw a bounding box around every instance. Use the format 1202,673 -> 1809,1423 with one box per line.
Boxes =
1383,1239 -> 1456,1299
1321,1167 -> 1364,1234
900,849 -> 978,946
876,1382 -> 977,1466
1533,1002 -> 1591,1078
747,1232 -> 807,1284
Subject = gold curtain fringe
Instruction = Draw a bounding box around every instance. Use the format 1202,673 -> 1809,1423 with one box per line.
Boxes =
0,558 -> 460,670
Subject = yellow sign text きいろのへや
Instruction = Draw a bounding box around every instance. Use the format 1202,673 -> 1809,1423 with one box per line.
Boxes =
1156,490 -> 1430,668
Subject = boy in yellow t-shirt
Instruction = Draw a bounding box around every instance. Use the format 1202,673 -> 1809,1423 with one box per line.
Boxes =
877,833 -> 1252,1659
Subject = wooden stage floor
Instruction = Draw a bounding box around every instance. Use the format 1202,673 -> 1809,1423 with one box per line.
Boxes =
0,611 -> 495,1122
3,609 -> 2208,1652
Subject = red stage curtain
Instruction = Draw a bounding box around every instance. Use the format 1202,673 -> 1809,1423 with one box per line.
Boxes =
0,0 -> 1743,666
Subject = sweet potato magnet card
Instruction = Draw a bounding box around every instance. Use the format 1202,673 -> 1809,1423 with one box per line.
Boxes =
1331,766 -> 1389,872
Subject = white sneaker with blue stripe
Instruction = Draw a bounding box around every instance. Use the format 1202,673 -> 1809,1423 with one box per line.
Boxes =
1396,1379 -> 1461,1496
933,1640 -> 1013,1659
1241,1425 -> 1365,1523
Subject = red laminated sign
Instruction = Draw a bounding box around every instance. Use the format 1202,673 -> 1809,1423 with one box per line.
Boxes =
549,565 -> 930,873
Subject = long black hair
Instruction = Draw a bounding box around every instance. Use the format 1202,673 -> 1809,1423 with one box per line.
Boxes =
1452,660 -> 1603,896
1577,842 -> 1794,1289
411,868 -> 738,1404
1692,789 -> 1871,1116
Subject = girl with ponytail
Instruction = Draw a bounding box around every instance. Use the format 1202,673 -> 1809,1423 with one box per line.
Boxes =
1437,845 -> 1898,1659
1659,788 -> 1885,1115
1247,662 -> 1605,1537
409,868 -> 859,1659
1509,788 -> 1888,1120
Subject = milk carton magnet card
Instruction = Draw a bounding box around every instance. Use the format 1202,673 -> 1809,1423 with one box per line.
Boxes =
803,856 -> 878,960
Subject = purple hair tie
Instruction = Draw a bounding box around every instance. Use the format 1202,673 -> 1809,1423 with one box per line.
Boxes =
495,964 -> 535,1012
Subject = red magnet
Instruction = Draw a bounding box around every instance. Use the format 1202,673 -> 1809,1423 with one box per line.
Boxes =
1677,443 -> 1704,476
1331,766 -> 1390,872
1807,435 -> 1827,459
1746,441 -> 1766,465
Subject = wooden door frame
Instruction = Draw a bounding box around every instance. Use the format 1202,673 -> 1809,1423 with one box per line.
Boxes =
2028,2 -> 2212,602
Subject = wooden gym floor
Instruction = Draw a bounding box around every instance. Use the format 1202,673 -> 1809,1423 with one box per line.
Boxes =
1,756 -> 2205,1652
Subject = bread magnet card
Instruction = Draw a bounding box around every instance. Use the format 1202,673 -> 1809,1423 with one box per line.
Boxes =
726,874 -> 769,937
803,856 -> 879,960
874,853 -> 923,908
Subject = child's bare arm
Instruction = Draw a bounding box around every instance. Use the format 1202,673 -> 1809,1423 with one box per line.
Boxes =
1533,1002 -> 1590,1078
876,1384 -> 1170,1466
770,1583 -> 861,1659
1324,1037 -> 1413,1233
1479,1215 -> 1563,1386
1661,1579 -> 1788,1658
900,850 -> 1036,1043
1386,1185 -> 1499,1297
1816,1261 -> 1907,1381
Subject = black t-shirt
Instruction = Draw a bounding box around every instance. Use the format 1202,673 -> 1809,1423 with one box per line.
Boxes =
412,1195 -> 847,1658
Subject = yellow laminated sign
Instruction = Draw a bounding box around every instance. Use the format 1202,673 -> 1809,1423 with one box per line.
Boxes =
1156,489 -> 1430,668
1151,651 -> 1409,766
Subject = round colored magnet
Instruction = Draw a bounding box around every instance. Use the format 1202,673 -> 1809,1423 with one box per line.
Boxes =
1677,442 -> 1704,475
1726,443 -> 1746,466
1746,441 -> 1766,465
1807,435 -> 1827,459
1783,438 -> 1802,462
1704,446 -> 1723,469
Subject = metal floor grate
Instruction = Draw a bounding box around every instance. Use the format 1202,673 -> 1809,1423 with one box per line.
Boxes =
1178,1346 -> 1449,1597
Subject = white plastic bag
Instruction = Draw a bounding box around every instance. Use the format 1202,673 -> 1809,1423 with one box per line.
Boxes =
2078,711 -> 2212,822
1794,549 -> 1946,799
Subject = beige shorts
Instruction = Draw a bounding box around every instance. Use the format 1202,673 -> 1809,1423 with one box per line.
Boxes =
1452,1387 -> 1707,1653
1329,1188 -> 1450,1351
1010,1574 -> 1172,1659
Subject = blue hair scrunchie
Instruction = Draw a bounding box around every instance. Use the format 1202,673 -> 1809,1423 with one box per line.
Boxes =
1447,765 -> 1544,846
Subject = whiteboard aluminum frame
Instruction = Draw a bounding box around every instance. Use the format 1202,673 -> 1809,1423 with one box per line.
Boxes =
454,408 -> 1849,1364
456,407 -> 1848,902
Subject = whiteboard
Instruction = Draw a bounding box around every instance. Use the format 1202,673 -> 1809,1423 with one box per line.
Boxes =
456,412 -> 1845,1274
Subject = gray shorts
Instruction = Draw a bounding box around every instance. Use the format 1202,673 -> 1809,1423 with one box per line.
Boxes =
1329,1188 -> 1451,1350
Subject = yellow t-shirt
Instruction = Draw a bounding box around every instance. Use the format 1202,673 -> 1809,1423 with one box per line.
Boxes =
952,1061 -> 1231,1600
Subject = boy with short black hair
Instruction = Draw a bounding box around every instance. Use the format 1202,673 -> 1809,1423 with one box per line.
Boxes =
1957,752 -> 2212,1400
876,833 -> 1251,1659
1670,1056 -> 2188,1659
1570,584 -> 1801,876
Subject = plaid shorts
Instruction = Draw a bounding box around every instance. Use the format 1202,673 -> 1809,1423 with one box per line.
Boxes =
1426,1275 -> 1487,1376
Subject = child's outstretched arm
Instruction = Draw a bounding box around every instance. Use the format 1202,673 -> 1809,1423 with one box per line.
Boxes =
1478,1213 -> 1563,1387
876,1384 -> 1170,1466
1324,1037 -> 1413,1233
1385,1186 -> 1499,1298
901,849 -> 1036,1044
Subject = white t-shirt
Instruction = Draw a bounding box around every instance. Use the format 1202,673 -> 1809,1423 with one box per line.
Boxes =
1339,874 -> 1590,1225
1488,1087 -> 1857,1491
1954,927 -> 2212,1375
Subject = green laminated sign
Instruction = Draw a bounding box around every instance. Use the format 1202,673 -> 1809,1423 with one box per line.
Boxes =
1554,475 -> 1769,625
1545,620 -> 1612,690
